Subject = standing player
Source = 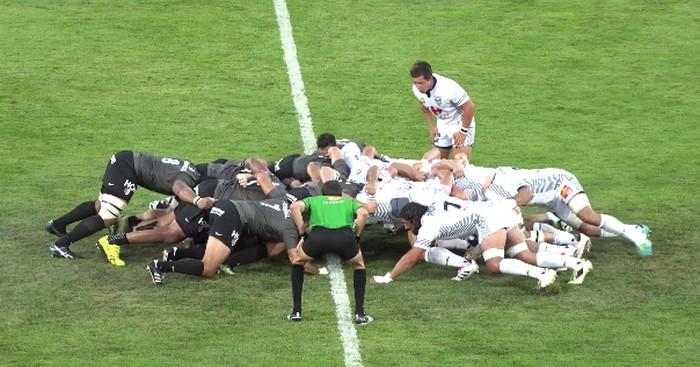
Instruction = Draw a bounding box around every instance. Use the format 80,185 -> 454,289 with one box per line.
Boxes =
45,151 -> 212,259
411,60 -> 476,161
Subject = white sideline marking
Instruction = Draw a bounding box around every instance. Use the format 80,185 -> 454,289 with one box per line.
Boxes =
273,1 -> 364,367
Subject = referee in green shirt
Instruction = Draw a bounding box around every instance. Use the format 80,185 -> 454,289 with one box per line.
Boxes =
288,180 -> 372,324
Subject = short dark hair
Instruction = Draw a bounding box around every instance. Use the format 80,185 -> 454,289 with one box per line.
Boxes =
321,180 -> 343,196
410,61 -> 432,79
316,133 -> 336,149
399,202 -> 428,235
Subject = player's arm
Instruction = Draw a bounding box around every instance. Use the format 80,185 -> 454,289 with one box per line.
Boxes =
363,166 -> 380,195
389,162 -> 426,181
429,159 -> 463,178
378,246 -> 426,282
354,207 -> 369,238
290,200 -> 307,235
419,104 -> 437,140
172,179 -> 214,209
514,186 -> 534,206
460,99 -> 475,130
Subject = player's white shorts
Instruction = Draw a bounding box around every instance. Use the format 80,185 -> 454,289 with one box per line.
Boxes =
434,123 -> 475,148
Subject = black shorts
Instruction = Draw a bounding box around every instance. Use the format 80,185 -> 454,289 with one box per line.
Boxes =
195,178 -> 220,198
101,150 -> 138,201
208,200 -> 242,251
332,159 -> 350,180
302,227 -> 359,261
174,203 -> 208,239
271,154 -> 300,180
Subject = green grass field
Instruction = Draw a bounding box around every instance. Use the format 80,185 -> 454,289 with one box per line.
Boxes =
1,1 -> 699,366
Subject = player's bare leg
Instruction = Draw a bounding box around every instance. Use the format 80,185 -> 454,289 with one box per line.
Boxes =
452,145 -> 472,161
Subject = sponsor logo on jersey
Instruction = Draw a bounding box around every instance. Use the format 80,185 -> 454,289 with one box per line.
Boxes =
282,201 -> 290,219
560,185 -> 573,200
434,96 -> 442,105
210,207 -> 225,217
123,180 -> 136,196
429,106 -> 444,115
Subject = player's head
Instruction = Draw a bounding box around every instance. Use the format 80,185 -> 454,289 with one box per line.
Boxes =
321,180 -> 343,196
316,133 -> 337,150
400,202 -> 428,235
411,60 -> 434,93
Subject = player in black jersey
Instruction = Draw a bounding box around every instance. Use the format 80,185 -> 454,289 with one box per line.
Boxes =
45,151 -> 212,261
97,172 -> 290,266
146,197 -> 302,284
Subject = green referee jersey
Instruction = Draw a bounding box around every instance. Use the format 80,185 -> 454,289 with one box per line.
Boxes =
303,195 -> 361,229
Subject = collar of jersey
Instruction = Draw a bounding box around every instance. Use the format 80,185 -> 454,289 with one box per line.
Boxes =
426,75 -> 437,97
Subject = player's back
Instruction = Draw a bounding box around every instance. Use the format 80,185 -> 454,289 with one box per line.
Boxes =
232,198 -> 297,245
133,152 -> 200,194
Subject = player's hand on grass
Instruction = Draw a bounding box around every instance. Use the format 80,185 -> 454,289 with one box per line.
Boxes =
372,272 -> 393,284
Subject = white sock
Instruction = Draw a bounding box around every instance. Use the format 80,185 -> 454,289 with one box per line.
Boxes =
553,231 -> 577,245
499,258 -> 545,280
528,230 -> 545,243
546,212 -> 561,223
599,229 -> 618,238
424,247 -> 467,268
538,243 -> 576,257
537,253 -> 583,270
533,222 -> 557,233
601,214 -> 645,245
599,214 -> 626,235
533,222 -> 576,244
536,252 -> 566,269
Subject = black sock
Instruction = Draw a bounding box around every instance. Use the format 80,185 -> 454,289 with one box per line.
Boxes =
107,232 -> 129,246
226,245 -> 268,267
173,246 -> 206,260
53,201 -> 97,229
353,269 -> 367,316
291,264 -> 305,313
159,259 -> 204,276
55,215 -> 105,247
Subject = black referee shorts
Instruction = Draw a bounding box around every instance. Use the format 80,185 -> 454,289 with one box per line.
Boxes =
302,227 -> 359,261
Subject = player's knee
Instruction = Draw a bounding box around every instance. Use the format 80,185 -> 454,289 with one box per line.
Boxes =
505,243 -> 528,258
485,259 -> 501,274
482,248 -> 504,274
98,193 -> 127,222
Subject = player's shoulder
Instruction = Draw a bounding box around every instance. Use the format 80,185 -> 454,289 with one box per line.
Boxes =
411,84 -> 424,98
434,73 -> 464,91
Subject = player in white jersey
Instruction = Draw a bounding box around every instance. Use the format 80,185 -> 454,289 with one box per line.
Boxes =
448,157 -> 653,257
372,197 -> 585,289
411,61 -> 476,161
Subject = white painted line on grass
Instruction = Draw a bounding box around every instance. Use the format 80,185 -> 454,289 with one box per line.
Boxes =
273,1 -> 365,367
